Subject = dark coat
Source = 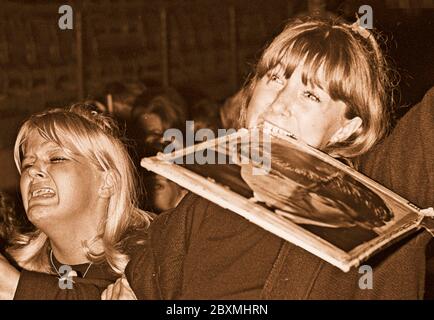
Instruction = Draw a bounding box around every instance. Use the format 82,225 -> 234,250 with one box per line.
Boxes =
126,87 -> 434,300
126,191 -> 430,300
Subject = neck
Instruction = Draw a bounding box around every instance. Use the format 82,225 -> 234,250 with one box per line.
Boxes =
49,239 -> 97,265
39,199 -> 108,265
45,221 -> 103,265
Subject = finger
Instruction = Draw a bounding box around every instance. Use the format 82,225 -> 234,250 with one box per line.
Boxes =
120,278 -> 137,300
105,283 -> 114,300
117,278 -> 125,299
101,289 -> 107,300
112,278 -> 123,299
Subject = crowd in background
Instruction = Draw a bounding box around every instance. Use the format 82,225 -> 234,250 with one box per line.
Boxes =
0,81 -> 236,254
0,6 -> 433,298
97,81 -> 227,214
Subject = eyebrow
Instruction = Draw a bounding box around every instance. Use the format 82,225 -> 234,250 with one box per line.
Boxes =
21,155 -> 34,166
22,141 -> 64,160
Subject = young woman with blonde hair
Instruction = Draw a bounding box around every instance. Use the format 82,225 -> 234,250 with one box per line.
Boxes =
117,17 -> 430,300
0,104 -> 151,299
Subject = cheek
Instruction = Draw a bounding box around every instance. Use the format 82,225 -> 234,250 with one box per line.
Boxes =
294,111 -> 330,147
156,193 -> 169,204
167,184 -> 180,198
61,168 -> 98,201
19,175 -> 30,208
153,188 -> 171,207
60,178 -> 95,211
247,87 -> 275,126
303,113 -> 328,131
321,110 -> 346,138
301,111 -> 343,147
323,101 -> 348,131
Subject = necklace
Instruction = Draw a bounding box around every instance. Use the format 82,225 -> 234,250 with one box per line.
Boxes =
49,249 -> 93,278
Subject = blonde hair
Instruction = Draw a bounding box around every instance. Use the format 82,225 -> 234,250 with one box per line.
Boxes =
8,104 -> 151,275
240,17 -> 396,158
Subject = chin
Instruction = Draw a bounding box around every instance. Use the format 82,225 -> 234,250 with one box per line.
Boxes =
26,207 -> 57,228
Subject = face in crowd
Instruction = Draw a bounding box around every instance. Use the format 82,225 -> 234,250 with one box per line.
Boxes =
19,131 -> 107,228
243,18 -> 390,159
246,64 -> 362,150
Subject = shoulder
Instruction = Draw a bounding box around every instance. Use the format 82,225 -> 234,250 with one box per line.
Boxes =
128,191 -> 235,268
124,193 -> 214,299
150,192 -> 218,234
371,86 -> 433,155
392,86 -> 434,139
360,86 -> 434,208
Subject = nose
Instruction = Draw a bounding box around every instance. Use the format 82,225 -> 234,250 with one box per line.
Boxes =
269,96 -> 292,118
28,162 -> 47,180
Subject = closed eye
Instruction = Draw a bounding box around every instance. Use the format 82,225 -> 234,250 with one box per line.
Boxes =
303,91 -> 321,103
50,156 -> 68,163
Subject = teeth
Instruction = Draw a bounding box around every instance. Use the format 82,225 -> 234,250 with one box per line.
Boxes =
32,188 -> 55,198
263,120 -> 297,139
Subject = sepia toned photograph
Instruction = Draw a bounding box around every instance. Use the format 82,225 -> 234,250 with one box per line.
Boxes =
0,0 -> 433,307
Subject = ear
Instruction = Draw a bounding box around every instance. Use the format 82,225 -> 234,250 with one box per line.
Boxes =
98,170 -> 115,199
329,117 -> 362,145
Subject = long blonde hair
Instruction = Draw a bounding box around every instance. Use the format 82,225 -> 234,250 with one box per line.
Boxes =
8,104 -> 151,275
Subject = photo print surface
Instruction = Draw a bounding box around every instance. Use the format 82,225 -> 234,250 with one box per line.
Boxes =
142,123 -> 425,271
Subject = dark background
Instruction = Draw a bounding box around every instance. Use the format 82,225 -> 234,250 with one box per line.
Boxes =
0,0 -> 433,191
0,0 -> 433,299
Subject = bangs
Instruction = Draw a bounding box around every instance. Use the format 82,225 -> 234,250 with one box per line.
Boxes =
25,121 -> 67,152
17,111 -> 106,170
257,25 -> 362,109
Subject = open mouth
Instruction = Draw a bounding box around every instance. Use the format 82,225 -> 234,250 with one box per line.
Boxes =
262,119 -> 297,140
30,187 -> 56,199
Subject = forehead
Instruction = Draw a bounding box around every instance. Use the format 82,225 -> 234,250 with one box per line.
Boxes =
270,60 -> 328,90
21,130 -> 65,158
259,30 -> 337,90
23,132 -> 53,150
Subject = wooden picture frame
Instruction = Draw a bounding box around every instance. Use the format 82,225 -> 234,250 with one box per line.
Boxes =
141,122 -> 427,272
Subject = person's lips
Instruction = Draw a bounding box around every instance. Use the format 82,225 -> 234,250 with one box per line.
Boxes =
29,184 -> 56,200
262,114 -> 297,138
31,188 -> 55,198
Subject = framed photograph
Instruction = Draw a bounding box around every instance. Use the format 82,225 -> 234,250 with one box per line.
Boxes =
141,122 -> 429,272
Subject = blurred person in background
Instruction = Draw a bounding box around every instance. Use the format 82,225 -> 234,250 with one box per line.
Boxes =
0,191 -> 32,254
104,81 -> 146,124
130,86 -> 187,158
189,98 -> 221,134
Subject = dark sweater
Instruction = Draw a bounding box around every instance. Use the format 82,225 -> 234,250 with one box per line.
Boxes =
13,227 -> 148,300
126,87 -> 434,300
15,260 -> 118,300
126,192 -> 430,299
359,86 -> 434,209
